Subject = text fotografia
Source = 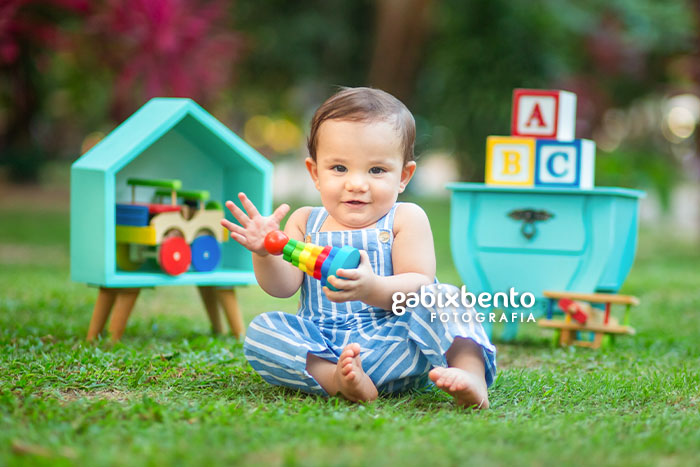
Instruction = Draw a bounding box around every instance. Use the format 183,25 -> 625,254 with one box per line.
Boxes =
391,286 -> 536,319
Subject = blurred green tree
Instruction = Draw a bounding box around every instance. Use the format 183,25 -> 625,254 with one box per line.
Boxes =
226,0 -> 374,126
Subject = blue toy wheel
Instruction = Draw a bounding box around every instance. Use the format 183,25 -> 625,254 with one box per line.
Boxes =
191,235 -> 221,272
325,246 -> 360,292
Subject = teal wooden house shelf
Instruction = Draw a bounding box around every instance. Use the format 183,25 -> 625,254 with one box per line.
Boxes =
71,98 -> 273,288
446,183 -> 645,339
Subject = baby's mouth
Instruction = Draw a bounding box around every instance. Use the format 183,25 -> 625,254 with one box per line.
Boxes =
344,200 -> 368,207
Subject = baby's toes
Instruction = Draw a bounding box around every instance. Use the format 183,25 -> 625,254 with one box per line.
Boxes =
449,378 -> 466,392
429,367 -> 445,383
443,373 -> 458,388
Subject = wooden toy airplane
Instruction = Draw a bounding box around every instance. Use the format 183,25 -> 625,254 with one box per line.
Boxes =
538,290 -> 639,349
264,230 -> 360,291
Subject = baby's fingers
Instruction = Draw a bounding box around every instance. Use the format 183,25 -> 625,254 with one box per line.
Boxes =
221,219 -> 249,244
327,275 -> 356,291
335,268 -> 360,280
221,218 -> 245,236
272,203 -> 290,224
225,200 -> 250,227
238,192 -> 261,219
323,286 -> 352,303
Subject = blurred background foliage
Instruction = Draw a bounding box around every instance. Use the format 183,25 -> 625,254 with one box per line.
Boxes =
1,0 -> 699,206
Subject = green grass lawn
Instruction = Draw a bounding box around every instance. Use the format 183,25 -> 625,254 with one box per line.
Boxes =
1,192 -> 699,466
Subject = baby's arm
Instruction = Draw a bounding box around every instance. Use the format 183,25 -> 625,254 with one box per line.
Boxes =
326,203 -> 435,309
221,193 -> 308,298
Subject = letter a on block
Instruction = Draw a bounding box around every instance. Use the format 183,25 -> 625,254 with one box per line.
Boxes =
526,103 -> 546,128
511,89 -> 577,140
485,136 -> 535,186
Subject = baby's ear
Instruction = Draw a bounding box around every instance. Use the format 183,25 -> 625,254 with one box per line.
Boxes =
399,161 -> 417,193
305,157 -> 320,191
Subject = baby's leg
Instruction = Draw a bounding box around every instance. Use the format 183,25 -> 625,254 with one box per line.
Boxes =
306,343 -> 378,402
429,337 -> 490,409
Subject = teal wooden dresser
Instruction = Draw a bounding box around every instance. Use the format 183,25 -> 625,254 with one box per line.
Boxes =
446,183 -> 645,339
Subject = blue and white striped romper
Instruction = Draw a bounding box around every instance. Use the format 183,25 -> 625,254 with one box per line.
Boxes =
243,203 -> 497,395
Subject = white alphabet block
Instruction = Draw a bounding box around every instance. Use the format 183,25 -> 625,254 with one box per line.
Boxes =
511,89 -> 576,141
535,139 -> 595,189
485,136 -> 535,186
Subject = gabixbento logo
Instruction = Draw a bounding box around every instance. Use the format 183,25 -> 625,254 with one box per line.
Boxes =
391,286 -> 537,323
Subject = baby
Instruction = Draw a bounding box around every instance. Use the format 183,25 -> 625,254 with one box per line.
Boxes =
221,87 -> 496,407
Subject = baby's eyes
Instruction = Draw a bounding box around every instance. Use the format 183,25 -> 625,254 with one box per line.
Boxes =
329,165 -> 385,174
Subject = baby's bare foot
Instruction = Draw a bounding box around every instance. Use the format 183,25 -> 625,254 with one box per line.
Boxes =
429,367 -> 489,409
334,343 -> 378,402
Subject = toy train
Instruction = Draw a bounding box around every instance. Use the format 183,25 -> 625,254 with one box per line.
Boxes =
115,178 -> 228,275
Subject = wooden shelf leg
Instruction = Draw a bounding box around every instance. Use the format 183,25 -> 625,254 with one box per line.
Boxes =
217,288 -> 245,339
197,286 -> 223,334
592,332 -> 604,349
552,329 -> 561,348
87,287 -> 117,341
108,288 -> 140,342
560,329 -> 573,346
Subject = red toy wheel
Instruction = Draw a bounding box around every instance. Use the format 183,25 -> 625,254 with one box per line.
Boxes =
158,236 -> 191,275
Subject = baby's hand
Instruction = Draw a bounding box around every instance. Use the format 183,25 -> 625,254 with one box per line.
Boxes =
221,192 -> 289,256
323,251 -> 376,303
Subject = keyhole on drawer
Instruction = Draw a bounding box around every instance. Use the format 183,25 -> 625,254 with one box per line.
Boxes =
508,209 -> 554,240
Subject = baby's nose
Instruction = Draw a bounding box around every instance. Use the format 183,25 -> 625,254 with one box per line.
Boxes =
345,174 -> 369,192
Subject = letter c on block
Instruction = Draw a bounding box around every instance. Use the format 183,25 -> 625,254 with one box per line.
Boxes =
546,151 -> 568,177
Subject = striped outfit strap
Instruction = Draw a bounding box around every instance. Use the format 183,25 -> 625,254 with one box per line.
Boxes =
306,206 -> 328,235
377,202 -> 401,231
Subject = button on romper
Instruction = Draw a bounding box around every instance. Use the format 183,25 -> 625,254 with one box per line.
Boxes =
243,203 -> 497,395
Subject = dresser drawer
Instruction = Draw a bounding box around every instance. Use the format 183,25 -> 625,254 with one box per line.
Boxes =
474,193 -> 585,252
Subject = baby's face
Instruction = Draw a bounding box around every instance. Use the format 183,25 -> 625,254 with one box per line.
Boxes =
307,119 -> 415,230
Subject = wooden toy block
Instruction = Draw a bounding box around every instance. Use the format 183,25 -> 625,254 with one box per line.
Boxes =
282,242 -> 296,261
116,204 -> 149,226
535,139 -> 595,189
141,203 -> 182,215
290,242 -> 305,266
511,89 -> 576,140
320,248 -> 338,285
306,245 -> 324,272
326,246 -> 361,290
116,225 -> 157,245
539,290 -> 638,349
264,231 -> 360,292
298,249 -> 310,273
485,136 -> 536,186
558,298 -> 588,324
314,246 -> 332,279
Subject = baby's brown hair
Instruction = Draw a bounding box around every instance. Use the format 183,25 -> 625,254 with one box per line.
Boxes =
307,87 -> 415,165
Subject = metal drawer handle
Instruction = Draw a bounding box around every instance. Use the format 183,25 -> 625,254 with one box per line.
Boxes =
507,209 -> 554,240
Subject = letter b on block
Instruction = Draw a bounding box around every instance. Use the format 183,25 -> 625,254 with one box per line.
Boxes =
485,136 -> 535,186
535,139 -> 595,189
